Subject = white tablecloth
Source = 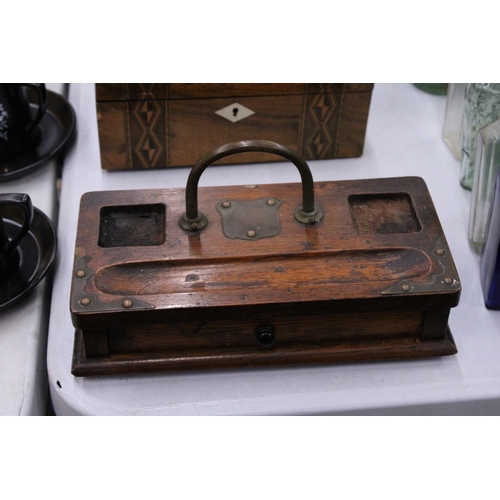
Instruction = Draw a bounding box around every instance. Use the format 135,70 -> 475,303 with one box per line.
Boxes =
47,83 -> 500,415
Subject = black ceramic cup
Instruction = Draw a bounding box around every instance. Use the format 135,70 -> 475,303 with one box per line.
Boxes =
0,83 -> 47,159
0,193 -> 34,283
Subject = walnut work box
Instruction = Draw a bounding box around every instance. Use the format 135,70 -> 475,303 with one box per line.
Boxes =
70,141 -> 460,376
95,83 -> 373,170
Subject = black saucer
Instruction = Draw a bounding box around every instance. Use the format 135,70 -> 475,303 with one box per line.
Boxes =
0,205 -> 57,311
0,89 -> 76,181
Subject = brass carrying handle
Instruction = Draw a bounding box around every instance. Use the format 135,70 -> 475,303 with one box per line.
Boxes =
178,140 -> 323,232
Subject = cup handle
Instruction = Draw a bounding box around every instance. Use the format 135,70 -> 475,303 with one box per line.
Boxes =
0,193 -> 34,257
20,83 -> 47,135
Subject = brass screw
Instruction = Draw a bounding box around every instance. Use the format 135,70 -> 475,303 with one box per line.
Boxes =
76,270 -> 86,278
267,199 -> 276,206
400,284 -> 411,292
443,277 -> 453,285
247,230 -> 256,238
435,248 -> 445,256
123,299 -> 133,308
80,297 -> 91,306
190,223 -> 198,231
222,201 -> 231,208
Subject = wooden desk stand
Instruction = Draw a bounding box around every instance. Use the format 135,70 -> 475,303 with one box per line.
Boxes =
70,142 -> 460,376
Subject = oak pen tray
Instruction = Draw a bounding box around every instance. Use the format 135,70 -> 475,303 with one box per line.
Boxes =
70,141 -> 461,376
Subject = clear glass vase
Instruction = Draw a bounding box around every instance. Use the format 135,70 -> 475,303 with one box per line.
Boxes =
460,83 -> 500,190
442,83 -> 468,160
468,119 -> 500,252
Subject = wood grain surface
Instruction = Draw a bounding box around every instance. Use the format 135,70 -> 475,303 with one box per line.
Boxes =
95,83 -> 374,170
70,176 -> 461,376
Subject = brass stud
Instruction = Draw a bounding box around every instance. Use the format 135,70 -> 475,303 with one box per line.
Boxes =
76,270 -> 86,278
247,230 -> 256,238
122,299 -> 133,308
435,248 -> 445,256
79,297 -> 91,306
222,201 -> 231,208
267,199 -> 276,206
400,284 -> 411,292
443,277 -> 453,285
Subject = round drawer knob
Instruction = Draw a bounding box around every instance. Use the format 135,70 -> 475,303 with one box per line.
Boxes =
256,326 -> 275,347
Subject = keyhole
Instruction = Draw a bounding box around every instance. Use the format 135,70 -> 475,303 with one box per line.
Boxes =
233,107 -> 239,117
